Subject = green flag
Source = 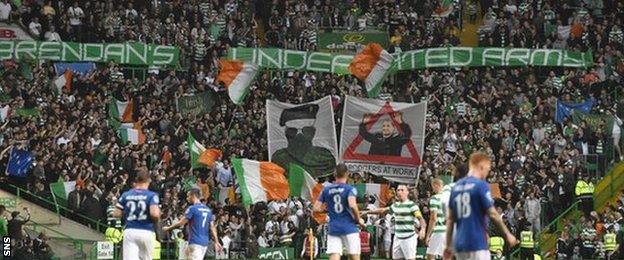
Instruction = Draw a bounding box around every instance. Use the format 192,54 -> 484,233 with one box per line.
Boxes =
187,132 -> 206,169
50,180 -> 76,207
92,148 -> 107,166
288,164 -> 322,200
16,108 -> 39,117
182,176 -> 197,191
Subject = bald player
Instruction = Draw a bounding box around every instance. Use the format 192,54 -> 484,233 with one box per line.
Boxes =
426,178 -> 446,259
366,184 -> 426,260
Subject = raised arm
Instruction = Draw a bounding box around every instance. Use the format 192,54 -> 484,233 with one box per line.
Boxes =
359,121 -> 377,143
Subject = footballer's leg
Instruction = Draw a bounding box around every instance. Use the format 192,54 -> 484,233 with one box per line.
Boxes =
392,235 -> 404,260
123,230 -> 139,260
346,233 -> 361,260
327,235 -> 344,260
138,230 -> 154,260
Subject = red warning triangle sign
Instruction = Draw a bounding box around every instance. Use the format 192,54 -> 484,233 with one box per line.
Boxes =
343,102 -> 421,166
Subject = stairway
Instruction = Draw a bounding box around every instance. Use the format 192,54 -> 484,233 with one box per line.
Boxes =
0,189 -> 104,259
535,162 -> 624,256
459,1 -> 482,46
255,17 -> 267,46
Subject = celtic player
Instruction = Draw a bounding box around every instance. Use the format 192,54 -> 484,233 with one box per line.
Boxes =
426,178 -> 446,259
367,184 -> 426,260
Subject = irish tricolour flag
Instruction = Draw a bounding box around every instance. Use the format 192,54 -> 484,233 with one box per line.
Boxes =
348,43 -> 394,98
288,164 -> 323,201
108,117 -> 141,130
53,70 -> 72,95
232,158 -> 289,206
118,128 -> 146,145
187,132 -> 222,169
108,98 -> 134,122
50,180 -> 76,202
214,187 -> 236,204
289,163 -> 327,223
354,183 -> 391,208
216,60 -> 259,105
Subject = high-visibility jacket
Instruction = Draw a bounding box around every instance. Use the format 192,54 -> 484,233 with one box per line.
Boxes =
153,236 -> 161,259
489,236 -> 504,252
360,231 -> 371,254
534,254 -> 542,260
302,236 -> 317,257
575,180 -> 594,198
104,227 -> 122,244
520,231 -> 534,248
605,233 -> 617,251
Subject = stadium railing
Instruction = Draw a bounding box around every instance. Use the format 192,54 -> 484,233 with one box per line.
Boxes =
509,200 -> 580,259
510,161 -> 624,258
593,162 -> 624,212
1,182 -> 110,233
26,217 -> 91,259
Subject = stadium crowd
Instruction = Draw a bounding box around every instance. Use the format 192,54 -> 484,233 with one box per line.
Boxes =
0,0 -> 624,259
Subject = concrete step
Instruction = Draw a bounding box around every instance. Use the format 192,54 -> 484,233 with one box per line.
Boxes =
1,188 -> 104,259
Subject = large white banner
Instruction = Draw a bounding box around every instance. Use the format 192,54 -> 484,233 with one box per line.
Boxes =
267,96 -> 338,177
339,96 -> 427,183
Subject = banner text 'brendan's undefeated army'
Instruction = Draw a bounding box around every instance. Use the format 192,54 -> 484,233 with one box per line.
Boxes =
228,47 -> 593,74
0,40 -> 179,66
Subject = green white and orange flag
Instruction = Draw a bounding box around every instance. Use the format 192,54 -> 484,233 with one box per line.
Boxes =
348,43 -> 394,98
216,60 -> 259,105
108,117 -> 141,130
232,158 -> 289,206
50,179 -> 76,201
288,163 -> 323,201
214,187 -> 237,204
118,128 -> 146,145
289,163 -> 327,223
187,132 -> 222,169
354,183 -> 391,208
53,70 -> 72,95
434,0 -> 455,17
108,98 -> 134,122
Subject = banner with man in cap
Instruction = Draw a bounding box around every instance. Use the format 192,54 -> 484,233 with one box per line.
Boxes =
339,96 -> 427,183
267,96 -> 338,178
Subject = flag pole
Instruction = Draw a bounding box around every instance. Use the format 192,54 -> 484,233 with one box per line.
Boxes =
308,228 -> 313,260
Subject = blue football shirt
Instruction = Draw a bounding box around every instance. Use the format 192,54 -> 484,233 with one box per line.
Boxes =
318,183 -> 358,235
117,188 -> 160,231
185,203 -> 214,246
449,176 -> 494,252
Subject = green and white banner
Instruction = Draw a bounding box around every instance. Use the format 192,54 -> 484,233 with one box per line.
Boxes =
176,91 -> 217,117
258,247 -> 294,259
0,40 -> 180,66
571,112 -> 614,136
228,47 -> 593,74
318,29 -> 388,53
